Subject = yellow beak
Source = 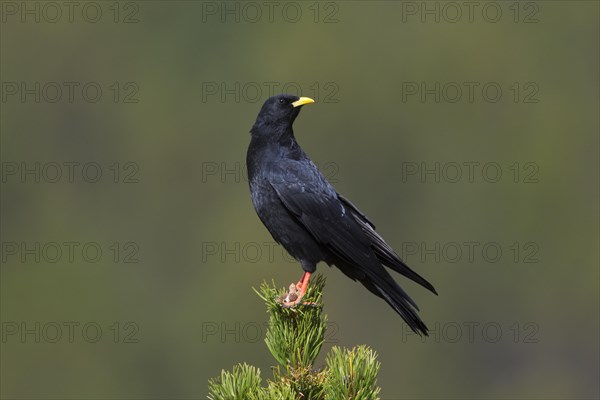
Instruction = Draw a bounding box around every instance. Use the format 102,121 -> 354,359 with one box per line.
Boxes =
291,97 -> 315,108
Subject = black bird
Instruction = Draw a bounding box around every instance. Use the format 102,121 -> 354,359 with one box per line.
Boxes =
247,94 -> 437,335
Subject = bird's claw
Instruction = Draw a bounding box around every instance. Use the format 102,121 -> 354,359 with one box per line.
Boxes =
280,283 -> 303,308
279,282 -> 318,308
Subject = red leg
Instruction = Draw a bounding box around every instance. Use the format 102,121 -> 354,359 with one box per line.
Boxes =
296,272 -> 311,298
282,272 -> 312,307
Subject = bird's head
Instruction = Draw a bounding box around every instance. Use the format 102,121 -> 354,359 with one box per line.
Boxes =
251,94 -> 314,137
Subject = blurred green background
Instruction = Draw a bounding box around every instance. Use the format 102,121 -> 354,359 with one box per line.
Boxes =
1,1 -> 598,399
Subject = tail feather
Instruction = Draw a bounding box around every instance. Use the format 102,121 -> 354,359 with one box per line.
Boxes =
339,195 -> 437,295
371,234 -> 438,295
335,194 -> 435,336
360,269 -> 430,336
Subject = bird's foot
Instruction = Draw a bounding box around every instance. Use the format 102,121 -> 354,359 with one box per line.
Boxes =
280,283 -> 304,308
279,281 -> 318,308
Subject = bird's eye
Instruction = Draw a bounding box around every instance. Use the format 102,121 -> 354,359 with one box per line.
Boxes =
278,98 -> 285,105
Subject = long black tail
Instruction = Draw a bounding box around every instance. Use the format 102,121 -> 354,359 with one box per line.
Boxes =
336,194 -> 436,335
339,194 -> 437,295
359,265 -> 430,336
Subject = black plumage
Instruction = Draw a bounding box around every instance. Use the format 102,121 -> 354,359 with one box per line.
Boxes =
246,94 -> 437,335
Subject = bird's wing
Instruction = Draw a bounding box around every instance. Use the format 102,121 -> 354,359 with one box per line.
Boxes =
337,194 -> 376,229
268,174 -> 375,269
338,194 -> 438,295
268,166 -> 432,331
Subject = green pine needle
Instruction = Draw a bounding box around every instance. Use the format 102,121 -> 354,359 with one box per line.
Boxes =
323,346 -> 381,400
208,274 -> 382,400
207,363 -> 261,400
255,274 -> 327,368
